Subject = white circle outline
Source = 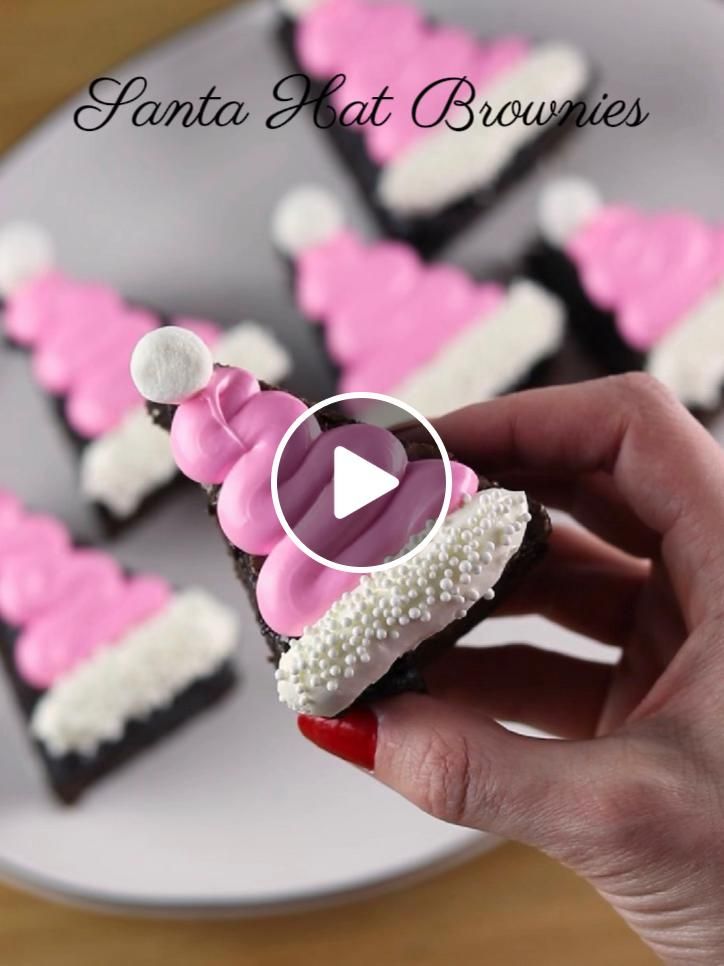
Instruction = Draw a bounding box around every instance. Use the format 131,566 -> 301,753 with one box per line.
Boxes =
270,392 -> 452,575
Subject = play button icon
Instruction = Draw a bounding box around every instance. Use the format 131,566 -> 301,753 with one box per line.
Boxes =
271,391 -> 453,575
333,446 -> 400,520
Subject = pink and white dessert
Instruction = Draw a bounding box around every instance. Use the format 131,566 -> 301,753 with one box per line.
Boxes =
0,489 -> 238,802
0,223 -> 291,528
278,0 -> 591,251
532,178 -> 724,413
132,326 -> 550,717
272,186 -> 565,420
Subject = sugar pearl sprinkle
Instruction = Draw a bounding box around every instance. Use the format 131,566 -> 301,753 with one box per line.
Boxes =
276,488 -> 531,717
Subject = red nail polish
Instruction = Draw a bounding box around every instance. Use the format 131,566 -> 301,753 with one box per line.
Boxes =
297,708 -> 378,771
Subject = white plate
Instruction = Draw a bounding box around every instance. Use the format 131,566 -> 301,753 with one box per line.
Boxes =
0,0 -> 722,915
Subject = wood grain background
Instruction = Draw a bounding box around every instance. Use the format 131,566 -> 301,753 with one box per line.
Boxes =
0,3 -> 656,964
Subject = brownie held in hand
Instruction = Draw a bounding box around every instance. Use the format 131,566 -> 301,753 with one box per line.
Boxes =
132,326 -> 550,718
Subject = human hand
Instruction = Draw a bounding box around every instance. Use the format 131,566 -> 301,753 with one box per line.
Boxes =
299,374 -> 724,965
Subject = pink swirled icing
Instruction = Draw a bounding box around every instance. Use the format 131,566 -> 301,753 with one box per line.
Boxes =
0,490 -> 170,689
294,0 -> 529,163
170,367 -> 478,636
565,207 -> 724,350
295,229 -> 504,395
3,271 -> 226,439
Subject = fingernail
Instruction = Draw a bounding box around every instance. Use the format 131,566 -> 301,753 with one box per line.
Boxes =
297,708 -> 378,771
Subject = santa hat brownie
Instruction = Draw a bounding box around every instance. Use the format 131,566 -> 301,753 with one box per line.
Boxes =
0,222 -> 292,530
530,178 -> 724,413
272,185 -> 565,420
0,489 -> 238,802
132,326 -> 550,718
276,0 -> 591,253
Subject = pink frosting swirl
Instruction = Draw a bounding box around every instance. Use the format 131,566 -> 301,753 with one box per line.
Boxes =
565,207 -> 724,350
295,0 -> 529,163
170,367 -> 478,636
3,271 -> 226,439
296,229 -> 504,396
0,491 -> 170,689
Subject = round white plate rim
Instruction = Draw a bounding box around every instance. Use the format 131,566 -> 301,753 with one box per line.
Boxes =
1,0 -> 722,916
0,832 -> 493,917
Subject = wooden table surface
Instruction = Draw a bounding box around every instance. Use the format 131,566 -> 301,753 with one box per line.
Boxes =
0,3 -> 657,964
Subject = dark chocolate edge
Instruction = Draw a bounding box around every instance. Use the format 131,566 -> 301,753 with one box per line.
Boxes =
277,18 -> 595,258
524,241 -> 644,374
0,618 -> 236,804
150,381 -> 551,709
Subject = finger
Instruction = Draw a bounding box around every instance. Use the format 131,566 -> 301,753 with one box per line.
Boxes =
429,375 -> 724,626
424,643 -> 613,739
497,469 -> 659,559
495,524 -> 649,647
542,519 -> 644,569
372,693 -> 617,850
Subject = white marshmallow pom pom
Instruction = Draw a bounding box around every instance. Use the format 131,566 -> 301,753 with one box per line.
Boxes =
538,177 -> 602,248
277,0 -> 326,17
130,326 -> 214,404
271,185 -> 345,257
0,222 -> 54,298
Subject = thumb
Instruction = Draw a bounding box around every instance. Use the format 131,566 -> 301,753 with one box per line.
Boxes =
300,693 -> 616,853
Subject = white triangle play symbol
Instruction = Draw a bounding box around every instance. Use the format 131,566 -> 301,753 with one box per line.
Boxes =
333,446 -> 400,520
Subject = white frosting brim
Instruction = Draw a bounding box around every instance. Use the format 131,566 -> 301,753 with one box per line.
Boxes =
81,322 -> 292,517
30,589 -> 238,758
377,44 -> 590,217
276,488 -> 530,716
80,407 -> 178,518
212,320 -> 292,384
647,282 -> 724,410
371,281 -> 564,421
